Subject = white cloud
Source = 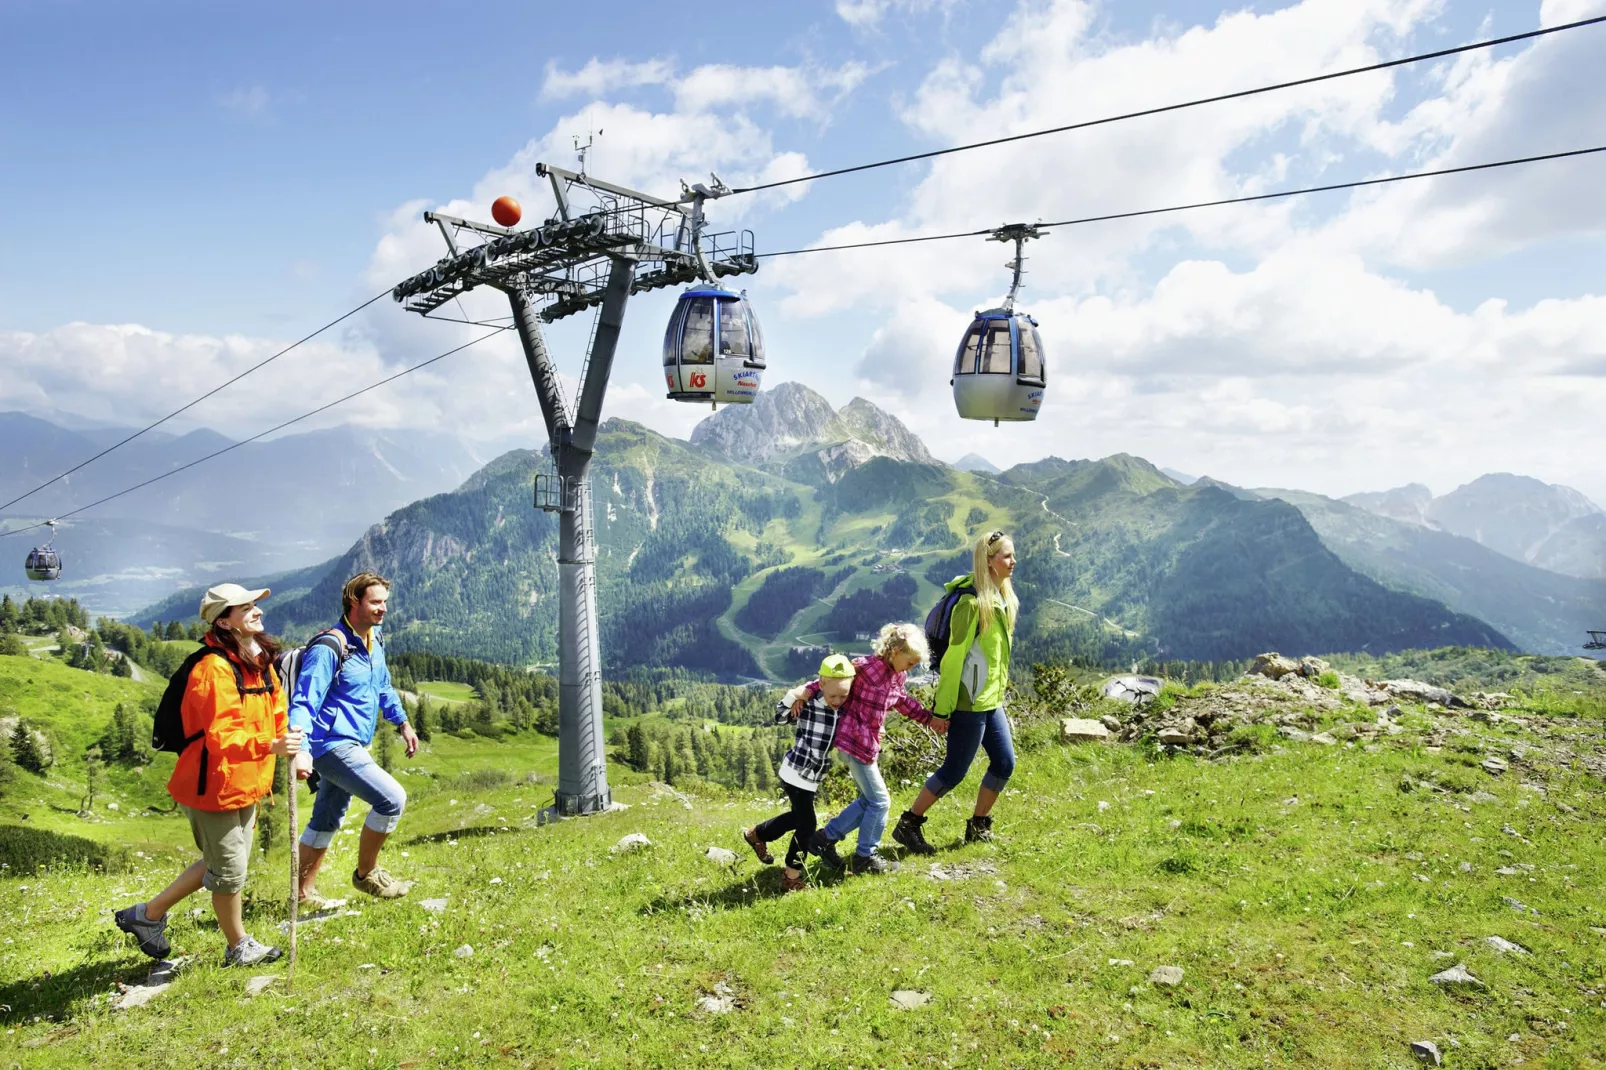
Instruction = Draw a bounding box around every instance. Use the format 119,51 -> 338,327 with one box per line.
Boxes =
219,85 -> 271,117
540,58 -> 675,100
835,0 -> 958,29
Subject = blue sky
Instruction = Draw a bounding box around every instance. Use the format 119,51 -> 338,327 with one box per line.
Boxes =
3,0 -> 1605,503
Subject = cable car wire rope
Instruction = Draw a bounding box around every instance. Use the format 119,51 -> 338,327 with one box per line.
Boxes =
729,14 -> 1606,197
755,143 -> 1606,258
0,288 -> 392,515
0,327 -> 507,540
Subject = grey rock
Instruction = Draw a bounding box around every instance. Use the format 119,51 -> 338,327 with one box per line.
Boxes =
1502,896 -> 1537,914
1410,1039 -> 1442,1065
690,382 -> 935,470
704,846 -> 738,865
697,981 -> 739,1015
453,944 -> 474,958
889,989 -> 932,1010
1309,732 -> 1338,745
1061,718 -> 1111,742
610,833 -> 652,854
1278,726 -> 1311,742
1382,679 -> 1469,708
1250,653 -> 1301,679
1484,936 -> 1529,955
1468,791 -> 1499,804
419,897 -> 450,913
1156,727 -> 1193,746
1428,963 -> 1484,988
111,982 -> 171,1011
1148,965 -> 1185,986
1481,757 -> 1509,776
1297,656 -> 1331,678
1102,676 -> 1163,704
244,974 -> 279,997
1099,714 -> 1123,732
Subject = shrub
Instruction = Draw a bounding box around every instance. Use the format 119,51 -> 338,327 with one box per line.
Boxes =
0,824 -> 132,874
1316,671 -> 1341,690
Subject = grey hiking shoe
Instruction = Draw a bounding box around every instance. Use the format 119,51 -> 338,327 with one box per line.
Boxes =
353,866 -> 412,899
850,851 -> 901,876
807,830 -> 845,870
965,815 -> 994,844
223,934 -> 283,968
114,903 -> 170,960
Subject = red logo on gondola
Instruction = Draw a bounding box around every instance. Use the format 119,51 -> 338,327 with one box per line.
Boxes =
665,372 -> 675,389
689,372 -> 707,389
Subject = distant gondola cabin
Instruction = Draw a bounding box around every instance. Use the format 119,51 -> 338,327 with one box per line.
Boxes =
663,287 -> 765,406
24,546 -> 61,581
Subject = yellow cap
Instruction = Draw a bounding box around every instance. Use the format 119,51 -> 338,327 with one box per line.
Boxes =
818,653 -> 856,679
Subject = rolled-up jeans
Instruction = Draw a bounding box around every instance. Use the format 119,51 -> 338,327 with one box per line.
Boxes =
299,741 -> 407,849
822,753 -> 891,858
924,708 -> 1016,799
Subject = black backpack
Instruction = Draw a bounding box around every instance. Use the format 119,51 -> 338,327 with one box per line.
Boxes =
150,645 -> 281,755
923,583 -> 976,672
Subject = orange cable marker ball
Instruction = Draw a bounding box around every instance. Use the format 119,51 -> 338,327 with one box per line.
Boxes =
491,196 -> 522,228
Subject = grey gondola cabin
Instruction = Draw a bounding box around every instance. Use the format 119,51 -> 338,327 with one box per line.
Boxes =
952,222 -> 1047,425
951,310 -> 1045,424
663,287 -> 765,406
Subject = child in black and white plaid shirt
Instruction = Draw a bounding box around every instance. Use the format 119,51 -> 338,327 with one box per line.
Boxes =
741,654 -> 856,893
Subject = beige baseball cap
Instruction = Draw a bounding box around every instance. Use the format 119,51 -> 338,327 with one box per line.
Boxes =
199,583 -> 270,625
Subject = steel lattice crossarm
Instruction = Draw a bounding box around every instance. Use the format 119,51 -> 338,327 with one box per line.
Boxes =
391,164 -> 757,323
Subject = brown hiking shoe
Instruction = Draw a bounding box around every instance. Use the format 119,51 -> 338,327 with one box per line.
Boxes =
743,827 -> 774,865
352,866 -> 412,899
298,890 -> 338,913
781,871 -> 809,893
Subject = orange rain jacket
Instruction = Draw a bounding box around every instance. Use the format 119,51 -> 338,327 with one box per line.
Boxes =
166,633 -> 288,812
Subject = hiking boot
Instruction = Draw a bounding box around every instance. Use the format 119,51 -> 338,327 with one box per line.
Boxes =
743,827 -> 774,865
965,815 -> 994,844
781,871 -> 809,893
223,934 -> 283,968
807,829 -> 845,870
892,810 -> 936,856
114,903 -> 170,960
298,890 -> 338,913
850,851 -> 901,876
352,866 -> 412,899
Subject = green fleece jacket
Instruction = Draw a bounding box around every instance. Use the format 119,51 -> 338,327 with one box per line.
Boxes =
934,573 -> 1013,717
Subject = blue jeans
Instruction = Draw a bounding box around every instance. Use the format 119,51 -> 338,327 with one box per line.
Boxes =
925,708 -> 1016,799
299,742 -> 407,849
823,753 -> 891,857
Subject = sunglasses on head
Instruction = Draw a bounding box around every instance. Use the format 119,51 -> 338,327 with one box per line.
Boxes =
987,531 -> 1005,545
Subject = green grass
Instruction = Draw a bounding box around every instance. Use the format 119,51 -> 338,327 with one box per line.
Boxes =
415,681 -> 478,705
3,686 -> 1604,1068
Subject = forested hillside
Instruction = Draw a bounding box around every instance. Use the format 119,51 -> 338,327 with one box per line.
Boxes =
209,412 -> 1519,680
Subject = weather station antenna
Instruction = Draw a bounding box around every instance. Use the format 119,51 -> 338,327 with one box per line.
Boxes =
391,162 -> 758,817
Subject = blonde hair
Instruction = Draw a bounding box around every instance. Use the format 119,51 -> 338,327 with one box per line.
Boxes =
971,531 -> 1019,635
872,622 -> 929,664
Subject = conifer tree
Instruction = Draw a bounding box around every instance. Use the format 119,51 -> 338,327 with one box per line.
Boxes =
81,746 -> 104,815
10,720 -> 46,774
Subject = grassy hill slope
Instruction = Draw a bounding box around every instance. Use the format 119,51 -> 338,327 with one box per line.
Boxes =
2,652 -> 1604,1067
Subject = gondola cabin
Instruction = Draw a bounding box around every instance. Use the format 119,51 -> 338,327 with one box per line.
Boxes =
24,546 -> 61,581
951,309 -> 1045,425
663,287 -> 765,406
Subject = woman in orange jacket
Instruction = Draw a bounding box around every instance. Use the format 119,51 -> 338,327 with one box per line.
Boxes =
115,583 -> 303,967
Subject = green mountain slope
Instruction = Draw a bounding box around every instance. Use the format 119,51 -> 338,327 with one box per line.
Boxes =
1257,489 -> 1606,655
236,419 -> 1512,677
993,457 -> 1512,663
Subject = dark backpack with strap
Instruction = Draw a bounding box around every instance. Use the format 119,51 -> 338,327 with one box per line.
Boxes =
150,644 -> 282,755
923,583 -> 976,672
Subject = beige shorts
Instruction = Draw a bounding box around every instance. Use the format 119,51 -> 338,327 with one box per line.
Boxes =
181,803 -> 256,894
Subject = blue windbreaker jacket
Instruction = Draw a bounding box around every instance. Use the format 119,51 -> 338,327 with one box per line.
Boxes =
288,617 -> 409,758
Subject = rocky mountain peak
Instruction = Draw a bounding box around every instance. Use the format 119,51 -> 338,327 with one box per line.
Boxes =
1342,483 -> 1436,528
690,381 -> 933,470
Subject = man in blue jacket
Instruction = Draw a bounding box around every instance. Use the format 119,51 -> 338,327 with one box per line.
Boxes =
290,571 -> 419,905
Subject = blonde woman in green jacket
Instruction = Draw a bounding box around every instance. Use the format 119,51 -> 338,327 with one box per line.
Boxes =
893,530 -> 1019,852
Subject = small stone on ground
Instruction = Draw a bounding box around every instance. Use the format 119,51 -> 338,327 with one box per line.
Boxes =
704,846 -> 738,864
890,989 -> 932,1010
611,833 -> 652,854
453,944 -> 474,958
1148,965 -> 1184,986
1428,963 -> 1484,988
244,975 -> 278,997
1484,936 -> 1528,955
420,897 -> 449,913
1410,1039 -> 1442,1065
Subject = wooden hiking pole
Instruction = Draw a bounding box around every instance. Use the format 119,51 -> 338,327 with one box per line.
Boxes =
287,765 -> 299,981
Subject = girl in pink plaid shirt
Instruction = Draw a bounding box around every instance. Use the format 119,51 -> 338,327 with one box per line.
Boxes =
797,622 -> 948,875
